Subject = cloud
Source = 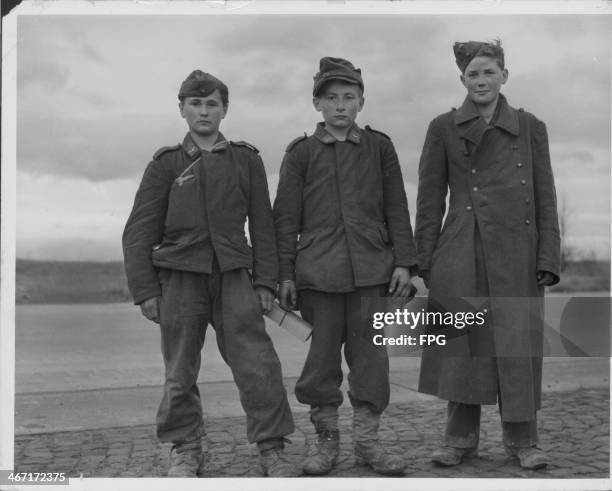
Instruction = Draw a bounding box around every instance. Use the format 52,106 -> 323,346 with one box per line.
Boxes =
18,112 -> 185,181
11,13 -> 611,260
18,61 -> 70,90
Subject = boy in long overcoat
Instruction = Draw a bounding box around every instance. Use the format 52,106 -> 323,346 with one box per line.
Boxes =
415,41 -> 560,469
123,70 -> 296,477
274,57 -> 418,475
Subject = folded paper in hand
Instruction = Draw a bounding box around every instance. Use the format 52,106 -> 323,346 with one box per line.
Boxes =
266,302 -> 312,342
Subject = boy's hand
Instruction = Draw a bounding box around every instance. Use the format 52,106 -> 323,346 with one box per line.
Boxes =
388,267 -> 413,298
255,286 -> 275,315
537,270 -> 555,286
140,296 -> 160,324
278,280 -> 297,310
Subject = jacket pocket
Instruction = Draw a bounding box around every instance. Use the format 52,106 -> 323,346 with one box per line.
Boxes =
231,235 -> 252,254
164,176 -> 199,233
378,225 -> 390,244
297,232 -> 316,251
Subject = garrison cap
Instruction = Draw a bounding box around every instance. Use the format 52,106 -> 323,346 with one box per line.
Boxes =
453,40 -> 505,73
178,70 -> 229,102
313,57 -> 364,96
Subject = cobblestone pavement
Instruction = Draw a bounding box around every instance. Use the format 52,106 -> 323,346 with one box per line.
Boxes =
14,387 -> 609,479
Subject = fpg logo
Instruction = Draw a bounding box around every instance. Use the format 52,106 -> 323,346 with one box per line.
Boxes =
420,334 -> 446,346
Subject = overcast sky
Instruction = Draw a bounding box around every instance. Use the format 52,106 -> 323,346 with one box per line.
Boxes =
13,10 -> 611,260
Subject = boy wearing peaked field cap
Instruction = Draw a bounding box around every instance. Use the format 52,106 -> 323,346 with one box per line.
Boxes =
123,69 -> 296,478
415,40 -> 560,470
274,56 -> 418,476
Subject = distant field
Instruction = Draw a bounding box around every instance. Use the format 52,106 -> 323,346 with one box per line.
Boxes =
13,258 -> 611,304
16,260 -> 132,304
550,259 -> 611,293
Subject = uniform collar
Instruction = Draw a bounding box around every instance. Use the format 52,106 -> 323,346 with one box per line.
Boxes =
182,132 -> 228,158
314,122 -> 362,144
454,93 -> 519,136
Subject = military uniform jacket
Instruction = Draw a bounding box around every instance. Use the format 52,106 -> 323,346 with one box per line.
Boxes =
414,94 -> 561,420
123,133 -> 278,304
273,123 -> 417,292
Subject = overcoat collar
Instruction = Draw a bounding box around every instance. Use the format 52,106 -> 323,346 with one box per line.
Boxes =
314,122 -> 361,144
454,94 -> 519,146
182,132 -> 228,158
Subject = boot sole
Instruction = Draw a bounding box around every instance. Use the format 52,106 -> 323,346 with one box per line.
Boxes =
355,456 -> 406,475
503,446 -> 549,470
302,456 -> 337,476
431,449 -> 478,467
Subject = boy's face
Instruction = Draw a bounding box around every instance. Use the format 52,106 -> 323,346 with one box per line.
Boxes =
460,56 -> 508,107
179,90 -> 227,136
313,81 -> 364,132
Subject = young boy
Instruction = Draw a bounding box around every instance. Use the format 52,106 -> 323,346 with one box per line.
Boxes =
123,70 -> 296,477
415,41 -> 560,470
273,57 -> 418,475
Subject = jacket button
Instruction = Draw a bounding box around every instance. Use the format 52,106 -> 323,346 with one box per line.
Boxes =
466,205 -> 473,211
525,198 -> 530,204
471,168 -> 476,174
521,179 -> 527,185
525,219 -> 530,225
517,162 -> 523,168
473,186 -> 478,191
512,144 -> 519,150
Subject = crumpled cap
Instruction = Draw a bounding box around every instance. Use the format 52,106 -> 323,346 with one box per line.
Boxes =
453,41 -> 504,73
313,57 -> 364,96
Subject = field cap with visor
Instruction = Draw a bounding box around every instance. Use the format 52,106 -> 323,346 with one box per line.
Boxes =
178,70 -> 229,104
312,57 -> 364,96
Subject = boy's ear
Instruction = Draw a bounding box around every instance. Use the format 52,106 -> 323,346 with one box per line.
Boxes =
459,73 -> 467,88
178,101 -> 185,118
312,97 -> 322,112
501,68 -> 509,84
358,96 -> 365,112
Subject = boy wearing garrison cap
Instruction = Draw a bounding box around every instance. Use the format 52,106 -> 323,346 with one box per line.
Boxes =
273,57 -> 418,475
415,41 -> 560,469
123,70 -> 296,477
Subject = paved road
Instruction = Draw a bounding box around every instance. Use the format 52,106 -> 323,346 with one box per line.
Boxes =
13,302 -> 611,484
14,387 -> 609,480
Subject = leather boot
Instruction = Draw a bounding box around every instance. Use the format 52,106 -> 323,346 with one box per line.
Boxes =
504,445 -> 550,470
167,439 -> 203,477
352,406 -> 407,475
302,428 -> 340,475
258,438 -> 299,477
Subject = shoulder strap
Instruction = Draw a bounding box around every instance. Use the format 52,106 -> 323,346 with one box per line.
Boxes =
285,133 -> 308,152
365,125 -> 391,141
230,140 -> 260,153
153,143 -> 181,160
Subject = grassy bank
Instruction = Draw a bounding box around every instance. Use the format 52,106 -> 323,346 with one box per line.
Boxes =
13,258 -> 610,305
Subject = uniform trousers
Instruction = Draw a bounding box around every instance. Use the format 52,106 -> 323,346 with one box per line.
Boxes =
295,285 -> 390,416
156,263 -> 294,445
445,400 -> 538,450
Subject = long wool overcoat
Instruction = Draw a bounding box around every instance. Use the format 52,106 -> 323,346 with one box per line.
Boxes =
415,94 -> 561,421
